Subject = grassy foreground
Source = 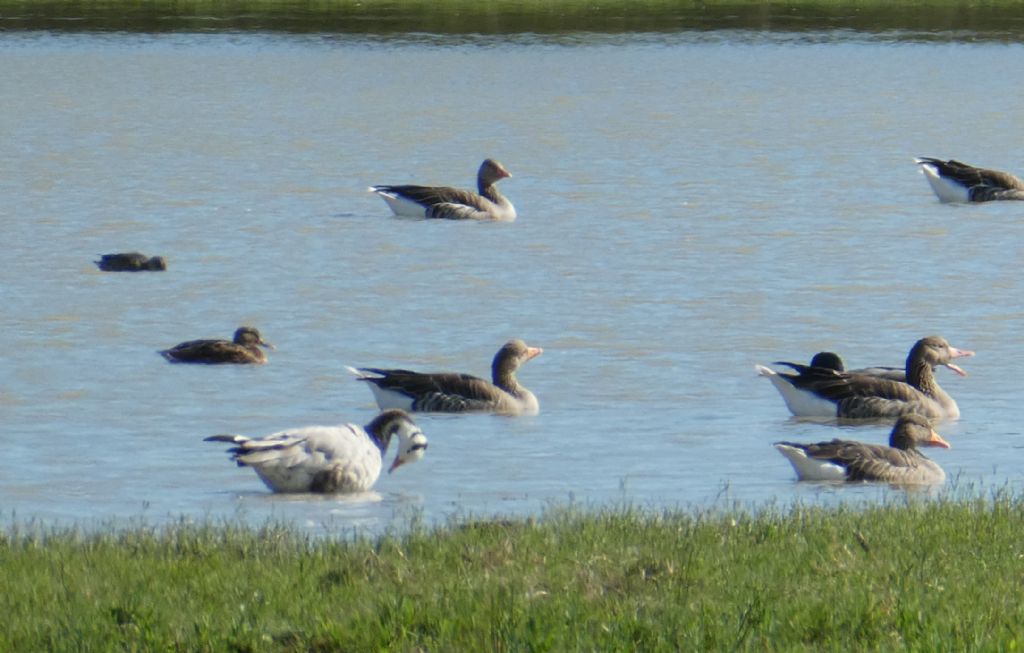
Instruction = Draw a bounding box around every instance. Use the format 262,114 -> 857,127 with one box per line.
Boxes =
3,495 -> 1024,651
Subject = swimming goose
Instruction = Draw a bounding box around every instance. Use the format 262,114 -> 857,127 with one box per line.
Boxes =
95,252 -> 167,271
160,326 -> 274,365
347,339 -> 543,415
369,158 -> 516,221
205,409 -> 427,493
772,351 -> 905,382
775,413 -> 949,484
915,157 -> 1024,202
756,336 -> 973,420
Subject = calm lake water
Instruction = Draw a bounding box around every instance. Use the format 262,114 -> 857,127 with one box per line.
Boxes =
2,30 -> 1023,536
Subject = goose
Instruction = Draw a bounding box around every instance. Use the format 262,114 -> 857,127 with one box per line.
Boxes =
756,336 -> 973,420
347,339 -> 542,415
915,157 -> 1024,203
772,351 -> 905,382
205,409 -> 427,493
95,252 -> 167,271
369,158 -> 516,221
160,326 -> 274,365
775,413 -> 949,484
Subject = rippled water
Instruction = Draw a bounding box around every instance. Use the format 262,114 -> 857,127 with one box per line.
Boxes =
2,31 -> 1023,535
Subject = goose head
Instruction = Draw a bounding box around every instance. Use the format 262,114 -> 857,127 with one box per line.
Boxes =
479,159 -> 512,187
371,409 -> 428,473
492,339 -> 543,379
908,336 -> 973,377
890,413 -> 951,451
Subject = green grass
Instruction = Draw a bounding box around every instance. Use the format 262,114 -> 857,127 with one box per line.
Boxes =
1,0 -> 1022,37
4,493 -> 1024,650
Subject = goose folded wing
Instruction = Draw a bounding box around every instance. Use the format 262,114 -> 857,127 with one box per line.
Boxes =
795,440 -> 902,480
973,167 -> 1024,190
928,158 -> 1024,190
375,185 -> 484,208
774,365 -> 846,388
771,360 -> 814,375
365,370 -> 499,401
797,373 -> 920,402
842,448 -> 922,482
795,439 -> 873,466
426,202 -> 496,220
209,432 -> 311,466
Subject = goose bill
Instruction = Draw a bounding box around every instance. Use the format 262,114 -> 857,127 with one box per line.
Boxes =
943,363 -> 967,377
388,456 -> 405,474
926,430 -> 952,449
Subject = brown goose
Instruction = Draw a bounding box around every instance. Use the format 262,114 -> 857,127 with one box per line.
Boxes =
756,336 -> 973,420
775,413 -> 949,484
95,252 -> 167,271
347,339 -> 542,415
160,326 -> 274,365
915,157 -> 1024,202
369,159 -> 516,221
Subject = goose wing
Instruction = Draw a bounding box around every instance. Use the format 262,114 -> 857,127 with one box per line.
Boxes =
372,185 -> 487,209
778,439 -> 902,480
206,425 -> 378,492
357,368 -> 509,412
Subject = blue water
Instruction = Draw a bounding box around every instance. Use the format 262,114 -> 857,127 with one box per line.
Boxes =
2,31 -> 1023,535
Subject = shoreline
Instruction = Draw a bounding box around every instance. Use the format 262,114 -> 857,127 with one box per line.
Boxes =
2,1 -> 1024,38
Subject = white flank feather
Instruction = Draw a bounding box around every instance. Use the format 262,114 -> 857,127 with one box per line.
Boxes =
755,364 -> 837,417
916,159 -> 970,203
368,188 -> 428,217
364,386 -> 416,411
346,366 -> 416,411
775,444 -> 848,481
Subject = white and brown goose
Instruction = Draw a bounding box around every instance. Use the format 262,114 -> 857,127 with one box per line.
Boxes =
347,339 -> 542,416
775,413 -> 949,484
369,158 -> 516,221
204,409 -> 428,493
756,336 -> 974,420
915,157 -> 1024,202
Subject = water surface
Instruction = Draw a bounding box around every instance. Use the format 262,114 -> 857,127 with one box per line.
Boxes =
2,31 -> 1023,535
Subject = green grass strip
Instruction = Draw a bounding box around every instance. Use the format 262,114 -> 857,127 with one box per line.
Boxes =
3,492 -> 1024,650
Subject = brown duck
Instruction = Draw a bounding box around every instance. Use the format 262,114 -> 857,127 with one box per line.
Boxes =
161,326 -> 274,364
95,252 -> 167,271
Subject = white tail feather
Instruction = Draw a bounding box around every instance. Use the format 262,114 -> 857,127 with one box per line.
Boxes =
756,364 -> 837,417
775,444 -> 847,481
917,161 -> 969,203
